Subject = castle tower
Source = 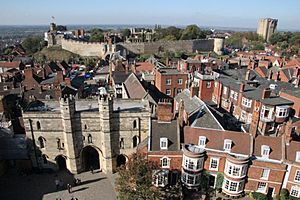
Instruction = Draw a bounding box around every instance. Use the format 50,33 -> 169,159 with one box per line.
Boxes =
60,95 -> 81,173
257,18 -> 278,42
213,37 -> 224,55
98,94 -> 114,173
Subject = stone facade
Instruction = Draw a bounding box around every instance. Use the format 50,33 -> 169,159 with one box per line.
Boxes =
61,39 -> 116,58
257,18 -> 278,42
22,95 -> 150,174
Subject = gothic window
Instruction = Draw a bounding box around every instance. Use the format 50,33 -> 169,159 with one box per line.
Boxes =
133,136 -> 139,148
88,134 -> 93,144
133,120 -> 137,129
120,138 -> 124,149
37,121 -> 41,130
57,138 -> 61,149
84,124 -> 87,130
38,136 -> 45,148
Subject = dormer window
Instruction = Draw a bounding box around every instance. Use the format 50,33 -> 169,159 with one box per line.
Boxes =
224,139 -> 232,152
261,145 -> 270,158
242,97 -> 252,108
160,137 -> 168,150
276,106 -> 289,118
198,136 -> 206,148
296,151 -> 300,162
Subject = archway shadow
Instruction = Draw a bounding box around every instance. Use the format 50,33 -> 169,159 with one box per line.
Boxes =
80,177 -> 107,185
72,186 -> 89,193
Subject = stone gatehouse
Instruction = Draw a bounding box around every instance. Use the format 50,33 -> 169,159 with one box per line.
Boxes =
22,95 -> 150,173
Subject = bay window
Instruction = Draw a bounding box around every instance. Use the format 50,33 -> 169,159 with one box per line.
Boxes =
242,97 -> 252,108
225,160 -> 247,178
276,106 -> 289,118
222,177 -> 244,193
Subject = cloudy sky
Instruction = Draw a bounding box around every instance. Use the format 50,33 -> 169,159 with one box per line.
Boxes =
1,0 -> 300,30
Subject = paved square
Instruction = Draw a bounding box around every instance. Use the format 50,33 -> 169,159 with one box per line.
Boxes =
0,170 -> 117,200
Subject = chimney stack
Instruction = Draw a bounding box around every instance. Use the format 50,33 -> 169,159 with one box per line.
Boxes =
295,75 -> 300,88
239,82 -> 245,93
262,88 -> 271,99
157,100 -> 173,122
245,70 -> 250,81
190,86 -> 199,98
293,67 -> 300,78
268,71 -> 273,80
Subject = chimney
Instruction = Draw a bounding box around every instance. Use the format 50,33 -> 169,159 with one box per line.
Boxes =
190,86 -> 199,97
166,57 -> 170,66
262,88 -> 271,99
24,68 -> 34,80
282,119 -> 293,145
268,71 -> 273,80
245,70 -> 250,81
239,82 -> 245,93
157,100 -> 173,122
293,67 -> 300,78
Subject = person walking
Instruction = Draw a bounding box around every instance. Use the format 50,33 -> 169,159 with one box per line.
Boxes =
67,183 -> 72,193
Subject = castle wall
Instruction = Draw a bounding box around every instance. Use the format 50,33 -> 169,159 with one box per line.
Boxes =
61,39 -> 107,57
118,39 -> 215,55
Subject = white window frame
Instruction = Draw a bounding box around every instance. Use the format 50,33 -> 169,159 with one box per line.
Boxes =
276,106 -> 289,118
160,157 -> 170,168
182,155 -> 203,171
224,139 -> 232,152
295,170 -> 300,182
257,182 -> 267,193
178,78 -> 183,85
225,160 -> 247,178
242,97 -> 252,108
260,168 -> 270,180
223,87 -> 228,95
3,85 -> 8,91
222,177 -> 244,193
230,90 -> 234,98
209,157 -> 219,171
234,92 -> 238,100
240,110 -> 246,121
291,186 -> 300,198
166,89 -> 171,96
206,81 -> 211,88
261,145 -> 270,159
247,113 -> 252,124
296,151 -> 300,163
198,136 -> 206,148
166,79 -> 172,85
160,137 -> 168,150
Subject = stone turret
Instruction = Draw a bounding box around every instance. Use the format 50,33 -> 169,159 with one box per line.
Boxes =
60,95 -> 81,173
98,94 -> 114,173
213,37 -> 224,55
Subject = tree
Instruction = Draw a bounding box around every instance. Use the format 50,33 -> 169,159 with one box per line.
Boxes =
215,173 -> 224,191
22,36 -> 45,54
89,28 -> 104,42
180,25 -> 201,40
116,153 -> 162,200
122,28 -> 131,39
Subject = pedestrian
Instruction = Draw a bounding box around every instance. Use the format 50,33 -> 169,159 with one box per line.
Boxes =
67,183 -> 72,193
55,179 -> 59,191
90,166 -> 94,174
73,178 -> 77,186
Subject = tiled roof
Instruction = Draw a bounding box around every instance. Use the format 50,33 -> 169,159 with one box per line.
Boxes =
184,126 -> 252,156
253,135 -> 283,160
150,120 -> 180,152
123,73 -> 147,99
0,61 -> 22,68
286,140 -> 300,162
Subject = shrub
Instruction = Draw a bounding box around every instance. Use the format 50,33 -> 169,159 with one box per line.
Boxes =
280,188 -> 289,200
252,192 -> 268,200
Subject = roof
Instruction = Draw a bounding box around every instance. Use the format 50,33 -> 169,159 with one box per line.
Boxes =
184,126 -> 252,156
286,140 -> 300,162
134,62 -> 155,73
123,73 -> 147,99
150,120 -> 180,151
157,67 -> 187,75
0,61 -> 22,69
254,135 -> 283,160
112,71 -> 131,84
175,89 -> 223,130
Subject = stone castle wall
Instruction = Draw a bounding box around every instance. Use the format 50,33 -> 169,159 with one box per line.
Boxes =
61,38 -> 223,57
117,39 -> 215,55
61,39 -> 108,57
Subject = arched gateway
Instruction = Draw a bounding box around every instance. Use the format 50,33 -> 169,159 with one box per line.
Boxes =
81,146 -> 100,171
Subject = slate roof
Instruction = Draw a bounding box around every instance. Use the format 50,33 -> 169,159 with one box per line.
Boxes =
150,120 -> 180,151
123,73 -> 147,99
112,71 -> 131,84
175,89 -> 223,130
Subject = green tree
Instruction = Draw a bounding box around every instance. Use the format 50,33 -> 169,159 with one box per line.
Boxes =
89,33 -> 104,42
122,28 -> 131,39
215,173 -> 224,190
180,25 -> 202,40
116,153 -> 162,200
22,36 -> 44,54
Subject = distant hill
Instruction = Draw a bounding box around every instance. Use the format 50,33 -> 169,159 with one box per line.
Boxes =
34,46 -> 80,62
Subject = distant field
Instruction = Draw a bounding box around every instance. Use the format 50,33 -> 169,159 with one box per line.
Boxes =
34,46 -> 80,61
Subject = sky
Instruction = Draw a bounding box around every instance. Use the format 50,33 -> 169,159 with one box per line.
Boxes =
1,0 -> 300,30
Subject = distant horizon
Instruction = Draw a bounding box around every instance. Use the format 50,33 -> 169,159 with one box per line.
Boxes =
0,23 -> 299,32
1,0 -> 300,30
